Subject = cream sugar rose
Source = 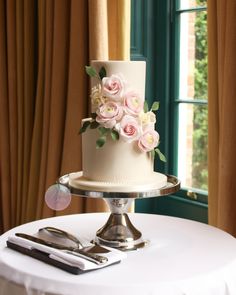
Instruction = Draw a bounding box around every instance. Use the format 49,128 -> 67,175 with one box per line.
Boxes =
69,61 -> 167,192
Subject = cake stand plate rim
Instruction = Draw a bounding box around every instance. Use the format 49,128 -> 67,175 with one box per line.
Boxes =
57,172 -> 181,199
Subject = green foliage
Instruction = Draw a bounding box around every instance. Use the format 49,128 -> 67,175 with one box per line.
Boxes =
192,3 -> 208,190
96,127 -> 119,149
155,148 -> 167,162
111,130 -> 119,141
99,67 -> 106,80
144,100 -> 149,113
79,121 -> 90,134
85,66 -> 98,78
90,121 -> 100,129
96,136 -> 106,148
98,127 -> 110,136
151,101 -> 160,111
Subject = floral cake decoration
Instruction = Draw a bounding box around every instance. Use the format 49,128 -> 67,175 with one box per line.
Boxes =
79,65 -> 166,162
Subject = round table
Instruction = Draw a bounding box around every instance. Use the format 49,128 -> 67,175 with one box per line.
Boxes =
0,213 -> 236,295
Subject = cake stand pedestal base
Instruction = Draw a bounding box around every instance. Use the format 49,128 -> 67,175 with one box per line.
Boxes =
94,198 -> 147,250
57,174 -> 180,251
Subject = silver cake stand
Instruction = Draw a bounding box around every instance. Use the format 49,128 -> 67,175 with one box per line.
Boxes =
58,174 -> 180,251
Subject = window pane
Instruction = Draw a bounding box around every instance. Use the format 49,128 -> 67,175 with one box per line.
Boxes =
178,0 -> 207,10
179,10 -> 207,100
177,103 -> 208,190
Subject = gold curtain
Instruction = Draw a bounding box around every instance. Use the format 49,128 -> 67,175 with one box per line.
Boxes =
0,0 -> 131,233
89,0 -> 130,61
208,0 -> 236,236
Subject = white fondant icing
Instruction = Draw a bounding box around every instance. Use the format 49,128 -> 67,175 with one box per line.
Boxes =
69,171 -> 167,193
69,61 -> 167,191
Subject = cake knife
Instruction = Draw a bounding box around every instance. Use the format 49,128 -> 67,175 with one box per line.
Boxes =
38,226 -> 110,254
15,233 -> 108,265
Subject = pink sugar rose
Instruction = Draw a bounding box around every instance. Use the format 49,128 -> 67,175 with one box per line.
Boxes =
96,101 -> 123,128
119,115 -> 141,142
138,129 -> 160,152
102,74 -> 125,101
124,91 -> 143,115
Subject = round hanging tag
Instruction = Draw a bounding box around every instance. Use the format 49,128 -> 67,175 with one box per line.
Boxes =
45,184 -> 71,211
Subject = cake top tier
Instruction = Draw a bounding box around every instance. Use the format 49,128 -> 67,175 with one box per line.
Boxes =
80,60 -> 166,161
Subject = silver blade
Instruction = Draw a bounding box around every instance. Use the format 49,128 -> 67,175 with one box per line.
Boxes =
38,227 -> 110,254
15,233 -> 108,265
64,249 -> 107,265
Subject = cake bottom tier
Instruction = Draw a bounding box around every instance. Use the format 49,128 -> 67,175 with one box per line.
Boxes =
69,171 -> 167,193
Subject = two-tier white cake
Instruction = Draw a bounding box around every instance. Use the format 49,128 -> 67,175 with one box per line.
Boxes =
69,60 -> 167,192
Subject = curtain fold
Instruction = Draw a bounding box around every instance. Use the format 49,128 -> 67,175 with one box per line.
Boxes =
208,0 -> 236,236
0,0 -> 10,232
39,0 -> 71,219
89,0 -> 130,60
6,0 -> 17,228
0,0 -> 131,233
107,0 -> 130,60
26,0 -> 48,222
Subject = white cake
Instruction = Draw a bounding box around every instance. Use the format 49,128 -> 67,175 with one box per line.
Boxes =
69,61 -> 167,192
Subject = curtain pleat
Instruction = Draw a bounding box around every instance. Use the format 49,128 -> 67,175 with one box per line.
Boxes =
208,0 -> 219,227
208,0 -> 236,236
15,0 -> 23,224
0,0 -> 11,231
40,0 -> 71,218
89,0 -> 130,60
89,0 -> 109,60
5,0 -> 17,228
107,0 -> 130,60
26,0 -> 48,221
22,0 -> 36,222
58,0 -> 89,216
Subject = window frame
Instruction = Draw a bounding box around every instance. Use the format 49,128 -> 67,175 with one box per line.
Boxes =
170,0 -> 208,203
132,0 -> 208,222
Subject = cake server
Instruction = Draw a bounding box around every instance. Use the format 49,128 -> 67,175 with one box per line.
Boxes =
38,226 -> 110,254
15,233 -> 108,265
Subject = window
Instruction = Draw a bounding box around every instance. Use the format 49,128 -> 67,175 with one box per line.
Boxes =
132,0 -> 208,222
171,0 -> 208,201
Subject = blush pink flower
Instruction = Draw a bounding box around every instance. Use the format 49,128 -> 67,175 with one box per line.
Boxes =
138,129 -> 159,152
102,74 -> 126,101
124,91 -> 143,116
96,102 -> 123,128
119,115 -> 141,142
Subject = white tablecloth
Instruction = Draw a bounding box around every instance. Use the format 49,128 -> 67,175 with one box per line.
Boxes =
0,213 -> 236,295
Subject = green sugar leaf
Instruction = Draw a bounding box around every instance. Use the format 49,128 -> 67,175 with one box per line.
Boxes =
98,127 -> 110,136
79,120 -> 90,134
99,66 -> 107,80
155,148 -> 167,162
111,129 -> 119,141
144,100 -> 149,113
90,120 -> 100,129
151,101 -> 160,111
96,136 -> 106,148
85,66 -> 98,78
91,112 -> 97,120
